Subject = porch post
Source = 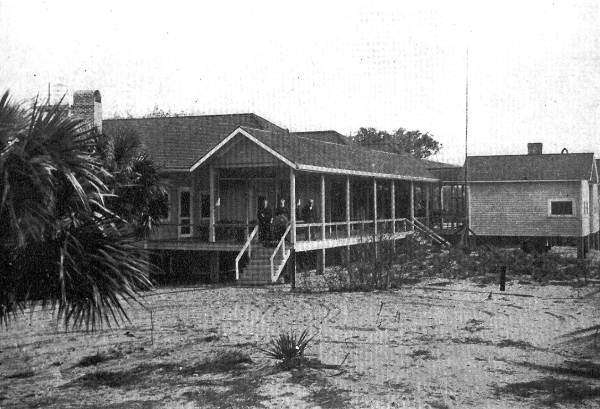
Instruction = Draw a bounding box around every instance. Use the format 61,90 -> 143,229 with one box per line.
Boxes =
345,175 -> 351,263
440,182 -> 446,230
373,178 -> 378,258
319,174 -> 326,274
373,178 -> 378,236
209,165 -> 216,242
410,180 -> 415,230
320,174 -> 326,240
346,176 -> 351,238
245,179 -> 250,238
289,168 -> 297,287
289,168 -> 296,244
425,183 -> 430,228
391,180 -> 396,234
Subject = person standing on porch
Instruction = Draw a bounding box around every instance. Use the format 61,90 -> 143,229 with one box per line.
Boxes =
275,198 -> 289,219
273,198 -> 289,243
296,199 -> 303,221
302,199 -> 316,240
257,198 -> 272,244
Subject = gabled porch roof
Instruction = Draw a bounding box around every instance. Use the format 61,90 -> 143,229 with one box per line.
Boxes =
192,127 -> 438,182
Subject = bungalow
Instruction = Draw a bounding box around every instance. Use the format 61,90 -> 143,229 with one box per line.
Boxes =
66,93 -> 442,284
458,143 -> 599,257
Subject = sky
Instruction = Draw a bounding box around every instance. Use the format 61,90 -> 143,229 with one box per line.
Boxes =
1,0 -> 599,164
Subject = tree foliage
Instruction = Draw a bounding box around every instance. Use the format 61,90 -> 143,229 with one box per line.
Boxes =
96,125 -> 168,238
353,127 -> 441,159
0,91 -> 161,329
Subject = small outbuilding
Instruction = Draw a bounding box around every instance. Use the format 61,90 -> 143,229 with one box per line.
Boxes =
462,143 -> 599,257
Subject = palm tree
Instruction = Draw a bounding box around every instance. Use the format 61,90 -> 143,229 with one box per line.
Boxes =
0,91 -> 153,329
97,124 -> 168,238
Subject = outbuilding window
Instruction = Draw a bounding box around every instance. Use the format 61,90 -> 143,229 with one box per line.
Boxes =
549,200 -> 574,216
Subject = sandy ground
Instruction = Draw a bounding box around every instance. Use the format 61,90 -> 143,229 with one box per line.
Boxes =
1,278 -> 600,409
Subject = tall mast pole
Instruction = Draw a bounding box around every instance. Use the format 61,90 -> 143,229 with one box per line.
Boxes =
463,47 -> 470,248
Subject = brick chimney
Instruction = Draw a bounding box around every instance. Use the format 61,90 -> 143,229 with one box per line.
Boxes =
72,90 -> 102,133
527,143 -> 542,155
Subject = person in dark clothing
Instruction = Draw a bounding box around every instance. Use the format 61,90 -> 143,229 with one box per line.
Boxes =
273,198 -> 289,243
296,199 -> 303,221
275,198 -> 289,219
302,199 -> 316,240
257,198 -> 273,244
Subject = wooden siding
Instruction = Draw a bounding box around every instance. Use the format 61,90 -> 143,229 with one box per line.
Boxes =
581,180 -> 590,236
214,136 -> 280,168
592,183 -> 600,233
219,179 -> 248,222
151,172 -> 194,240
469,181 -> 583,237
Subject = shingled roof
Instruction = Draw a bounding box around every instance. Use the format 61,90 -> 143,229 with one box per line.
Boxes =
102,114 -> 285,169
103,115 -> 436,181
422,159 -> 463,182
465,153 -> 596,182
290,130 -> 352,145
226,127 -> 436,181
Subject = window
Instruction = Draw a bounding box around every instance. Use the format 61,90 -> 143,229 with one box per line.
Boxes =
199,192 -> 210,219
179,188 -> 192,237
549,200 -> 574,216
159,191 -> 170,222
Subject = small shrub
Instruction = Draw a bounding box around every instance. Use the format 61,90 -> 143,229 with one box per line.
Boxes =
262,329 -> 313,366
211,349 -> 252,369
76,350 -> 123,367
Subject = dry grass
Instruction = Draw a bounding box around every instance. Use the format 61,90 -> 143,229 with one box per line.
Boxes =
1,279 -> 599,408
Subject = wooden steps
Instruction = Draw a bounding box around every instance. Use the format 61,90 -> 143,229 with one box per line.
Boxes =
238,245 -> 287,285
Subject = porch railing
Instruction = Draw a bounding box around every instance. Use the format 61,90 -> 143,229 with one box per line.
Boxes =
409,217 -> 450,246
235,225 -> 259,280
147,222 -> 253,242
295,218 -> 410,242
270,224 -> 292,282
214,222 -> 254,242
146,223 -> 209,241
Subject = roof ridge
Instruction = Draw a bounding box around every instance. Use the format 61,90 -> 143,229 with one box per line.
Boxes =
103,112 -> 261,121
292,130 -> 343,134
468,152 -> 594,158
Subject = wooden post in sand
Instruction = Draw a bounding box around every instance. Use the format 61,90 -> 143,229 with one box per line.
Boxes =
499,266 -> 506,292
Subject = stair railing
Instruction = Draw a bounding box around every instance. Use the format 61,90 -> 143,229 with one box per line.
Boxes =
409,217 -> 450,247
270,224 -> 292,282
235,225 -> 258,280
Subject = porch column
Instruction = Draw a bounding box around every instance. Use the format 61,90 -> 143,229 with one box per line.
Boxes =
345,175 -> 351,263
289,168 -> 296,244
409,180 -> 415,223
245,179 -> 250,238
373,178 -> 378,236
425,183 -> 430,228
345,176 -> 351,238
209,165 -> 216,242
440,182 -> 446,230
319,174 -> 326,274
391,180 -> 396,234
320,174 -> 326,240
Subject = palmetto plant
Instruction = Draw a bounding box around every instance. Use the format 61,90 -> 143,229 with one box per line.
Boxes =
0,91 -> 153,329
262,329 -> 314,364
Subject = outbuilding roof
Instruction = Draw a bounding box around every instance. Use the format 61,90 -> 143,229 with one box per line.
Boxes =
465,153 -> 596,182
